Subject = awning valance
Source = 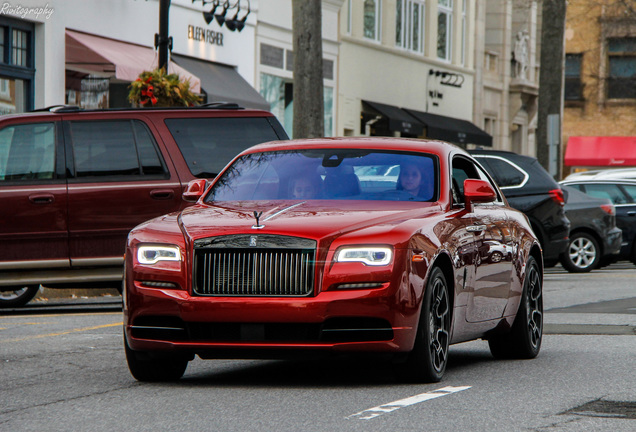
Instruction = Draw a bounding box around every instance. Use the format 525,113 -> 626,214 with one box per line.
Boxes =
565,136 -> 636,166
65,30 -> 201,93
362,100 -> 424,136
171,54 -> 269,111
404,109 -> 492,147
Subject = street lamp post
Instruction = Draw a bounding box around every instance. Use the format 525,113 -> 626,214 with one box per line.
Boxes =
155,0 -> 172,71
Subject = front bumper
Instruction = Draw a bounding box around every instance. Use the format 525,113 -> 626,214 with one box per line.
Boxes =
124,284 -> 420,357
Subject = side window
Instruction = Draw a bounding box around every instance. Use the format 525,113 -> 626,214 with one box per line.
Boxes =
452,156 -> 502,205
581,183 -> 627,204
619,184 -> 636,203
0,122 -> 56,181
69,120 -> 167,179
475,156 -> 526,188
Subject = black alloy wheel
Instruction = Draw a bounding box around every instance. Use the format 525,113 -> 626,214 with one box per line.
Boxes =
561,232 -> 600,273
400,266 -> 451,383
488,256 -> 543,359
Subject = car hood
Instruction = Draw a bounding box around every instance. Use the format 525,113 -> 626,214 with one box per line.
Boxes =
178,200 -> 442,243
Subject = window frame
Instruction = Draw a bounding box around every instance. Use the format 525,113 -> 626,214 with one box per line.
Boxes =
396,0 -> 426,54
437,0 -> 453,62
363,0 -> 382,42
606,37 -> 636,100
64,119 -> 169,182
565,53 -> 584,101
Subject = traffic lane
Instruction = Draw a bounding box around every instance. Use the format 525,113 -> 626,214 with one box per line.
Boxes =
543,262 -> 636,310
1,331 -> 636,431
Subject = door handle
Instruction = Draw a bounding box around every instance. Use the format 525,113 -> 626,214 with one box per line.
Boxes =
29,194 -> 54,204
150,189 -> 174,200
628,211 -> 636,216
467,224 -> 487,232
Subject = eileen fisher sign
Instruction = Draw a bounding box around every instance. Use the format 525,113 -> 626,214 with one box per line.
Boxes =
188,25 -> 223,46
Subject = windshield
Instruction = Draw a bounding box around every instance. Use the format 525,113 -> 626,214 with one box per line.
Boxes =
205,149 -> 438,202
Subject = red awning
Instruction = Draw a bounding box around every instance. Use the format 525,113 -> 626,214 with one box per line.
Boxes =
564,136 -> 636,167
65,29 -> 201,92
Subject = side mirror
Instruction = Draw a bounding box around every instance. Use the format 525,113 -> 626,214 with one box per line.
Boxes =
182,179 -> 208,202
463,179 -> 496,211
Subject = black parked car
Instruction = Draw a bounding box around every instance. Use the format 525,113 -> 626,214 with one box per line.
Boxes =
560,185 -> 622,272
470,149 -> 570,267
560,179 -> 636,265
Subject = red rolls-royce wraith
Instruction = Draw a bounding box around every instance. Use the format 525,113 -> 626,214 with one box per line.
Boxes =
123,137 -> 543,383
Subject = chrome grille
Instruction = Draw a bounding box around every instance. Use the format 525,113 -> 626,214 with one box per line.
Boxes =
193,235 -> 316,297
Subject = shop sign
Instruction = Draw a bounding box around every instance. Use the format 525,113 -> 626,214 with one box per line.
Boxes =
187,25 -> 224,46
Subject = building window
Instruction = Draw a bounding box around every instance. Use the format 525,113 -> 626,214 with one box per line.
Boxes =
0,18 -> 35,113
607,37 -> 636,99
259,73 -> 334,138
565,53 -> 583,101
11,29 -> 28,67
364,0 -> 381,42
0,27 -> 5,63
437,0 -> 453,61
347,0 -> 352,35
396,0 -> 426,53
461,0 -> 466,65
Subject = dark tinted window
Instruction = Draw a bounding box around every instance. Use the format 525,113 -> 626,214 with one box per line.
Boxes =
580,183 -> 629,204
475,156 -> 526,187
165,117 -> 281,178
69,120 -> 166,178
619,184 -> 636,202
0,122 -> 55,181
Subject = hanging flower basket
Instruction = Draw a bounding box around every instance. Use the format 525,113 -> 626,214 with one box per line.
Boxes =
128,68 -> 201,107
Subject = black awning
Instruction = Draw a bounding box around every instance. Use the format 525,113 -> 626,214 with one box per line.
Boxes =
362,100 -> 424,136
404,109 -> 492,147
172,54 -> 270,111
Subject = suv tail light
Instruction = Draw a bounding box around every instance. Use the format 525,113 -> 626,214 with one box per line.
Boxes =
549,188 -> 565,206
600,204 -> 616,215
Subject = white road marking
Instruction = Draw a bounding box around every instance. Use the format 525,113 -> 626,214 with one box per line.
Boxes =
347,385 -> 472,420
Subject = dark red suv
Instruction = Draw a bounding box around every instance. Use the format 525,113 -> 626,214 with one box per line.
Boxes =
0,105 -> 288,307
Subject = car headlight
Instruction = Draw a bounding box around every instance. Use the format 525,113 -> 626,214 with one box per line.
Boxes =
335,247 -> 393,266
137,245 -> 181,265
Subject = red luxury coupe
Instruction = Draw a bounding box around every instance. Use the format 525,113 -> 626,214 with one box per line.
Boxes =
123,137 -> 543,382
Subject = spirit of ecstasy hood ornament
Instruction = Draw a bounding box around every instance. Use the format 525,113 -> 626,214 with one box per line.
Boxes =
252,211 -> 264,229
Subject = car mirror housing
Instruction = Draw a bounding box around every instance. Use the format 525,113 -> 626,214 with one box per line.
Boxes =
183,179 -> 208,202
464,179 -> 496,211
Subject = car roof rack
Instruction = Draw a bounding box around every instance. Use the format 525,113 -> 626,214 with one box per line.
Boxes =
198,102 -> 243,110
31,105 -> 82,113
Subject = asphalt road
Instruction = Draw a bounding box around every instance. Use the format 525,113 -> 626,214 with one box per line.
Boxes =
1,262 -> 635,431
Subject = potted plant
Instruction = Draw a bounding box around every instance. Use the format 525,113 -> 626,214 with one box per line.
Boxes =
128,68 -> 201,107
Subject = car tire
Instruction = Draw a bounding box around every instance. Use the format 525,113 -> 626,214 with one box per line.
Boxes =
0,285 -> 40,308
124,335 -> 189,382
488,256 -> 542,359
561,232 -> 600,273
399,266 -> 451,383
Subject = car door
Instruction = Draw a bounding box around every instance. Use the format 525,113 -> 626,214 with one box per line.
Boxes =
64,118 -> 183,266
453,156 -> 514,323
0,121 -> 69,266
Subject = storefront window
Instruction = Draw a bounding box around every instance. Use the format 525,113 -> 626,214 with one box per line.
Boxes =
260,73 -> 334,138
0,78 -> 26,115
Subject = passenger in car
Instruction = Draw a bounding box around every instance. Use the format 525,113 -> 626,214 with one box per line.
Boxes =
290,174 -> 323,199
397,163 -> 433,200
